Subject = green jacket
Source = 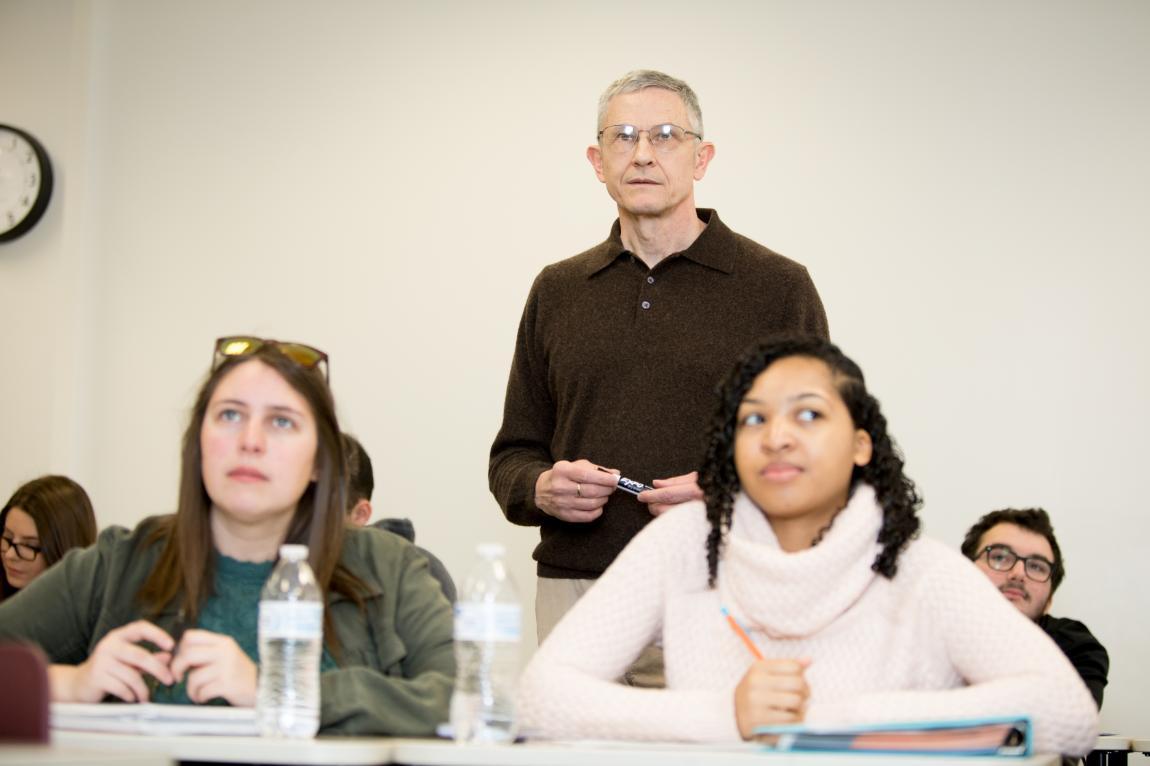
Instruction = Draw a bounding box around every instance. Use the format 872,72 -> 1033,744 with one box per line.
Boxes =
0,518 -> 456,736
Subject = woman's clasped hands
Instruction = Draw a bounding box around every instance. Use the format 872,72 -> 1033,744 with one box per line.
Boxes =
50,619 -> 258,706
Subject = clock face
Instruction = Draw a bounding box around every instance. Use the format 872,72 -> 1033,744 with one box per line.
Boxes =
0,125 -> 54,242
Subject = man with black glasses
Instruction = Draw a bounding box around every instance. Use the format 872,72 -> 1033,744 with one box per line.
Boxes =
961,508 -> 1109,708
489,70 -> 828,669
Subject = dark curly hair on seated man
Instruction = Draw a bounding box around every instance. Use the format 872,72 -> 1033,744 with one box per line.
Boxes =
700,335 -> 922,587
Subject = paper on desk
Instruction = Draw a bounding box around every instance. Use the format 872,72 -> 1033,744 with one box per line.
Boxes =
52,702 -> 259,736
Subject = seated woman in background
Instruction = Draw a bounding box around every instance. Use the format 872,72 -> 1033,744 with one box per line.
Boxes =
0,337 -> 454,735
518,336 -> 1098,756
1,475 -> 98,602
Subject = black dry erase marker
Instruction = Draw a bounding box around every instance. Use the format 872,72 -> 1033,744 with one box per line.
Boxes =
597,466 -> 653,496
616,475 -> 654,495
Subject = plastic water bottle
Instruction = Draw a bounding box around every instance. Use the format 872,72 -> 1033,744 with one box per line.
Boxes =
450,543 -> 522,743
257,544 -> 322,738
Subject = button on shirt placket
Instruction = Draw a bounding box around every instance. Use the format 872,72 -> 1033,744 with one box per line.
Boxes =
638,268 -> 656,315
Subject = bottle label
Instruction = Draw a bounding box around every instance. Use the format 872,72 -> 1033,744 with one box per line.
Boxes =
453,602 -> 521,642
259,601 -> 323,640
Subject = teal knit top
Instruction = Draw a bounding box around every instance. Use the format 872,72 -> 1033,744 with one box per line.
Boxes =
152,553 -> 336,705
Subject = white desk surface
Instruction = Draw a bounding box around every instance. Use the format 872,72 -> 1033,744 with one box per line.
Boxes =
51,730 -> 394,765
1094,735 -> 1131,750
49,731 -> 1061,766
0,745 -> 173,766
390,739 -> 1060,766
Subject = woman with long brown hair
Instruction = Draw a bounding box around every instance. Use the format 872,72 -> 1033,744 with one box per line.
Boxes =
1,475 -> 97,601
0,337 -> 454,735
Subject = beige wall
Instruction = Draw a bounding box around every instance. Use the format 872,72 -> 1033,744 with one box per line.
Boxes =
2,0 -> 1147,735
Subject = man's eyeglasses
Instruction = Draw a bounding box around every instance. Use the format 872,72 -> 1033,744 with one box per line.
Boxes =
597,123 -> 702,155
980,544 -> 1054,583
1,535 -> 43,562
213,336 -> 330,381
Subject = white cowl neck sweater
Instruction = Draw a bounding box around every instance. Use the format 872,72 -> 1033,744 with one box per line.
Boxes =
518,484 -> 1098,755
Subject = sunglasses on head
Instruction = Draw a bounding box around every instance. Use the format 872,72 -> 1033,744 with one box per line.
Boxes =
212,336 -> 330,381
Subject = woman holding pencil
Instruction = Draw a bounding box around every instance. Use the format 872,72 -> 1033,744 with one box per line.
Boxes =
517,335 -> 1097,756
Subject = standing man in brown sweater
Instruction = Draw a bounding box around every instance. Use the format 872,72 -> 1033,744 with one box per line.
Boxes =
489,70 -> 829,658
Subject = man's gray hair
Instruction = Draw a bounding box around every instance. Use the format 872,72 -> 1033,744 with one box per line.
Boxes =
597,70 -> 704,137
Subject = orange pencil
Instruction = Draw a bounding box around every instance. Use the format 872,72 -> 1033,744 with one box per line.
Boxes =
720,606 -> 763,660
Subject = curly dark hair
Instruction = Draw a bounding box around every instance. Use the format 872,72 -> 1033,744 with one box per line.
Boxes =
960,508 -> 1065,593
701,335 -> 922,587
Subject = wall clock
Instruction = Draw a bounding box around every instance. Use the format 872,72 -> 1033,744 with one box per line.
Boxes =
0,124 -> 54,243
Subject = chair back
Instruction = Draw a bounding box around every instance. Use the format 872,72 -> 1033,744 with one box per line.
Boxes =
0,642 -> 50,742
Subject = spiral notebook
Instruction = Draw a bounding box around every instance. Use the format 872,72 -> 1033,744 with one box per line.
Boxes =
52,702 -> 259,736
754,716 -> 1032,756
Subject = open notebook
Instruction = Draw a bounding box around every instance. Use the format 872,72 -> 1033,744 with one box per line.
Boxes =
52,702 -> 259,736
755,716 -> 1032,756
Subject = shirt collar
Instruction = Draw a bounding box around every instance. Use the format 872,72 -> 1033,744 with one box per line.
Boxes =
584,208 -> 735,277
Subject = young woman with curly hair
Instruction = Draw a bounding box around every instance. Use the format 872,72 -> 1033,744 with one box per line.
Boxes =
518,336 -> 1097,756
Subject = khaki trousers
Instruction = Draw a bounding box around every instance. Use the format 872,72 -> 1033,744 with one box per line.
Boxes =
535,576 -> 665,688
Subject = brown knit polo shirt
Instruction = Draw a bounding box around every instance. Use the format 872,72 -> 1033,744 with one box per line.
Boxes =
489,209 -> 828,578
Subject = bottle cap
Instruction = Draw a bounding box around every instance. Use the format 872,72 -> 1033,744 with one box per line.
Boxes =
476,543 -> 505,559
279,544 -> 309,559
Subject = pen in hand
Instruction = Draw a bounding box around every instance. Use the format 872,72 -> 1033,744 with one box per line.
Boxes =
721,606 -> 763,660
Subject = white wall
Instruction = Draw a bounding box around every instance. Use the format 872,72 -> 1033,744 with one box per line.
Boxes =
2,0 -> 1147,735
